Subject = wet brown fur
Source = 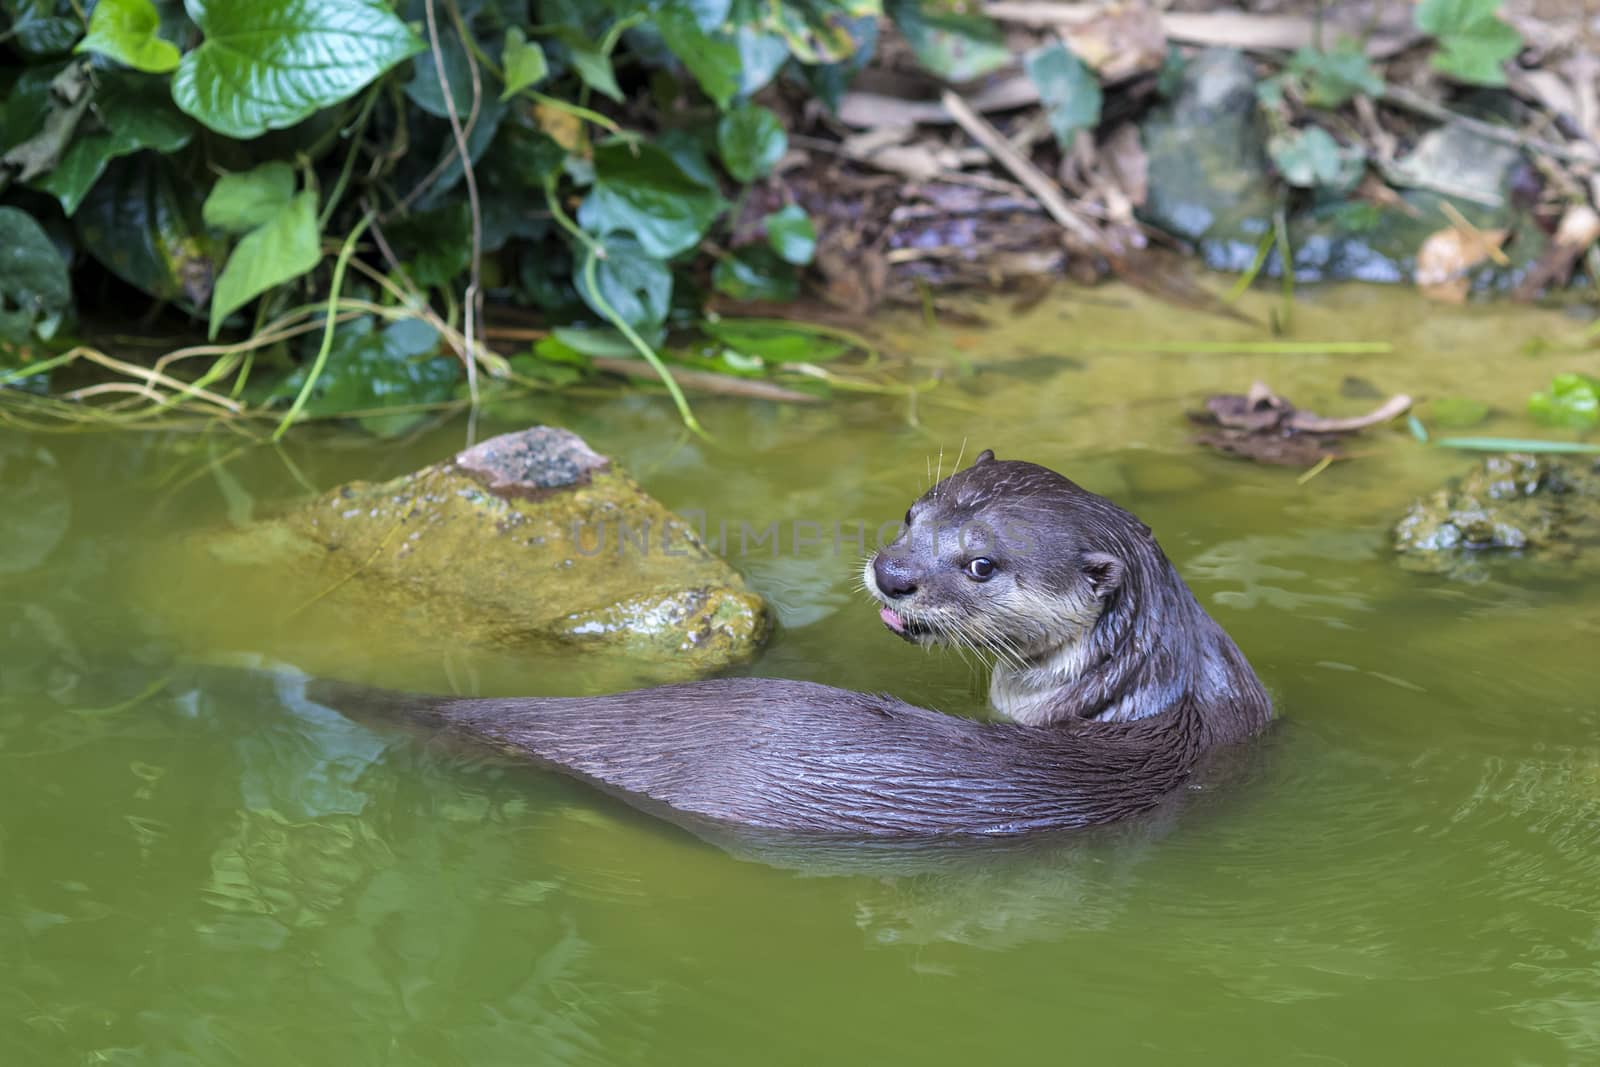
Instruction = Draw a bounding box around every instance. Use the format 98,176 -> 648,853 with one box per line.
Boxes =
310,455 -> 1272,838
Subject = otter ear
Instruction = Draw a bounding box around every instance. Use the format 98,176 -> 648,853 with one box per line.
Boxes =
1083,552 -> 1124,599
973,449 -> 996,466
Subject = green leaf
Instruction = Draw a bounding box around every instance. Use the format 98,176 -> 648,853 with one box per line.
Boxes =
33,71 -> 194,216
1528,373 -> 1600,429
578,142 -> 725,259
890,1 -> 1008,83
712,246 -> 796,302
203,161 -> 296,233
172,0 -> 424,139
555,30 -> 624,102
74,0 -> 180,73
716,104 -> 786,182
406,21 -> 478,118
1024,42 -> 1101,148
500,27 -> 548,99
762,204 -> 815,265
549,325 -> 635,357
1415,0 -> 1522,86
1436,436 -> 1600,454
658,7 -> 741,109
0,206 -> 72,344
387,202 -> 470,288
736,29 -> 790,97
702,319 -> 847,362
75,154 -> 224,305
268,316 -> 456,436
1288,41 -> 1384,108
209,189 -> 321,337
1268,125 -> 1364,190
7,0 -> 82,57
575,236 -> 672,331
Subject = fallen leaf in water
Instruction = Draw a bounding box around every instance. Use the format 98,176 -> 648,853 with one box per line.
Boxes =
1191,428 -> 1339,467
1415,224 -> 1509,303
1190,381 -> 1410,465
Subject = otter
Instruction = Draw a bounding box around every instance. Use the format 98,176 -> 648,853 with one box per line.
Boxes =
309,451 -> 1272,838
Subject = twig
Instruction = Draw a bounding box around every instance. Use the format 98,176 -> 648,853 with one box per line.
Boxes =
1381,85 -> 1591,164
427,0 -> 483,442
939,90 -> 1102,248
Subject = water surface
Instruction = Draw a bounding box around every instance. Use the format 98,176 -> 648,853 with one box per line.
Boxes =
4,284 -> 1599,1064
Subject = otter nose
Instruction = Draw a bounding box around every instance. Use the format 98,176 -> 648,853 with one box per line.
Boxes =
873,554 -> 917,599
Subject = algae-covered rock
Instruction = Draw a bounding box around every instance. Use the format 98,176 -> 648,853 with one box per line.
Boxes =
157,427 -> 770,684
1393,454 -> 1600,579
1139,49 -> 1279,273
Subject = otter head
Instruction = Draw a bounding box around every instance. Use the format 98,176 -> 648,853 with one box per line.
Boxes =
863,450 -> 1127,668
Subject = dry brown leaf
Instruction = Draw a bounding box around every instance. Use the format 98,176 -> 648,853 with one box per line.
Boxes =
1415,225 -> 1510,303
535,102 -> 584,152
1511,203 -> 1600,301
1059,3 -> 1165,82
1102,123 -> 1147,206
837,77 -> 1040,130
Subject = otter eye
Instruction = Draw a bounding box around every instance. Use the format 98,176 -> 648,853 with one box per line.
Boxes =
964,557 -> 995,581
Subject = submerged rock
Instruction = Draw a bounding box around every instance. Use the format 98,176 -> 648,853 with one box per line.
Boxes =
158,427 -> 770,683
1393,454 -> 1600,579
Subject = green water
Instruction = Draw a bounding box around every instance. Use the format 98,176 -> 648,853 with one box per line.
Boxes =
4,284 -> 1600,1064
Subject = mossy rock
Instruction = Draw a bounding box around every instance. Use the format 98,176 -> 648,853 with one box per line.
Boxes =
154,427 -> 770,685
1393,454 -> 1600,580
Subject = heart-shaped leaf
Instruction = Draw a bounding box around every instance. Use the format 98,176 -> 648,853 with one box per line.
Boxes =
575,236 -> 672,331
553,29 -> 623,102
74,0 -> 180,73
202,160 -> 296,232
578,142 -> 725,259
74,154 -> 223,305
762,203 -> 815,265
716,103 -> 786,182
209,189 -> 321,337
1416,0 -> 1522,86
500,27 -> 548,99
1025,42 -> 1101,148
173,0 -> 423,139
658,8 -> 740,109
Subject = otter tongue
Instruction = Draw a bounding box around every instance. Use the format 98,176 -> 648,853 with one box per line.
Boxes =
879,607 -> 906,633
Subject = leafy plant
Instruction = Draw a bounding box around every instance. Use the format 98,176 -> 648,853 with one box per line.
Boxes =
1025,42 -> 1101,149
1528,373 -> 1600,429
1415,0 -> 1523,86
3,0 -> 962,435
1286,41 -> 1383,108
1267,126 -> 1364,191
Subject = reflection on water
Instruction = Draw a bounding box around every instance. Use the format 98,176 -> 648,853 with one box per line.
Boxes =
3,283 -> 1600,1063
